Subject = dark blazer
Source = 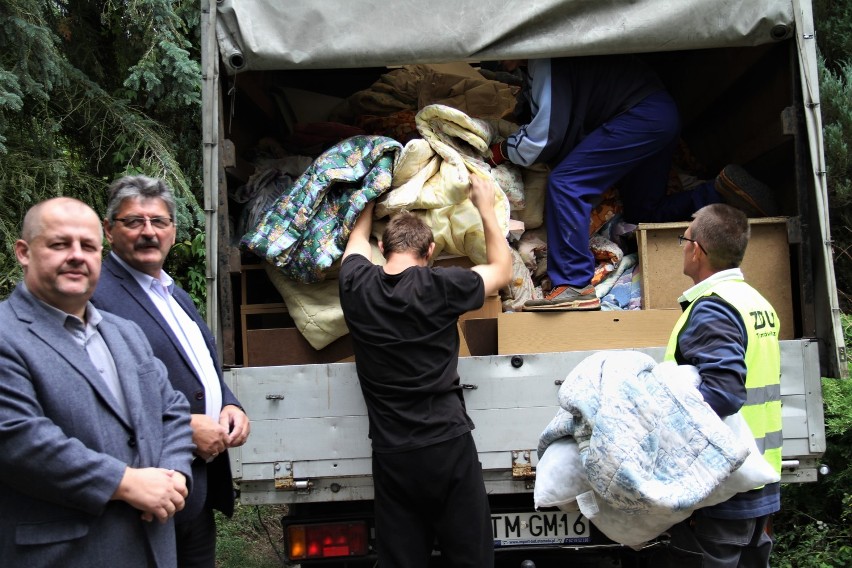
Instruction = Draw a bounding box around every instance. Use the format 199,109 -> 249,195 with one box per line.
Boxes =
0,284 -> 195,568
92,253 -> 239,520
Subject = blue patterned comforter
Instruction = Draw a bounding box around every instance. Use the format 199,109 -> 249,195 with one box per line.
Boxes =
538,351 -> 749,515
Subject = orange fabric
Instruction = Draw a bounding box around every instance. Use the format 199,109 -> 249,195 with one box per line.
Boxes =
357,110 -> 419,144
589,187 -> 622,236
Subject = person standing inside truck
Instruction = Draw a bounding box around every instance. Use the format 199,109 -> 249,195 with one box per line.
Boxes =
339,174 -> 512,567
663,203 -> 782,567
0,197 -> 194,567
489,56 -> 776,312
92,176 -> 251,568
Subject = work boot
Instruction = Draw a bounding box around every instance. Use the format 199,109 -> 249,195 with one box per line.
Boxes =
715,164 -> 779,217
523,285 -> 601,311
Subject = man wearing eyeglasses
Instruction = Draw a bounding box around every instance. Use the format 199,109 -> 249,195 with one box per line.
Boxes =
664,203 -> 782,567
92,175 -> 250,568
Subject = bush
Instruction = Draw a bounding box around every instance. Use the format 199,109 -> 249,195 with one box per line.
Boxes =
820,57 -> 852,310
773,315 -> 852,566
166,231 -> 208,316
814,0 -> 852,73
215,504 -> 287,568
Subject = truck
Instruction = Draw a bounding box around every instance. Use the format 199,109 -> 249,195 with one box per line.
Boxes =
199,0 -> 844,565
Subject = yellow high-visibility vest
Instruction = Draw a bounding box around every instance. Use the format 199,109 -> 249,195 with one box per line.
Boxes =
664,279 -> 782,475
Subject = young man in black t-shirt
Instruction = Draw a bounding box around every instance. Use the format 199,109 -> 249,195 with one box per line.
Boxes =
339,174 -> 512,568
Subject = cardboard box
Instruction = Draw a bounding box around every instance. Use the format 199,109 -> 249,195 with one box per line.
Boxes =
458,322 -> 471,357
244,328 -> 354,366
497,310 -> 682,354
241,278 -> 498,365
432,255 -> 475,269
461,318 -> 498,356
636,217 -> 793,339
459,295 -> 502,323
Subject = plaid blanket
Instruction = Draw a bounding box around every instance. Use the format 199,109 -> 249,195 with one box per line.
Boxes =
241,135 -> 402,283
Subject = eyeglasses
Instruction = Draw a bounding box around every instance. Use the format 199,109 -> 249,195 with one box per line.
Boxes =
113,216 -> 174,230
678,234 -> 707,255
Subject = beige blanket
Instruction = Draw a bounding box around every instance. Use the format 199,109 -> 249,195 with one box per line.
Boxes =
377,104 -> 514,264
265,242 -> 385,350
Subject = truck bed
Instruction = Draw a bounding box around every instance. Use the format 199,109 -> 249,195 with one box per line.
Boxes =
227,341 -> 826,506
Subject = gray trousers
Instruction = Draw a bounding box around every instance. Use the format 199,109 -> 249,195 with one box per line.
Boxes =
665,514 -> 773,568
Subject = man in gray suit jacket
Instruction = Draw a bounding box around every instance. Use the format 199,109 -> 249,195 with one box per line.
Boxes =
0,197 -> 195,567
92,176 -> 250,568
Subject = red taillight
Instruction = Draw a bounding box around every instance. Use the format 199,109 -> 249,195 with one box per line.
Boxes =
287,521 -> 369,559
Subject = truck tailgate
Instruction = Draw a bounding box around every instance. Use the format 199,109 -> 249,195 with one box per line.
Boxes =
227,341 -> 825,505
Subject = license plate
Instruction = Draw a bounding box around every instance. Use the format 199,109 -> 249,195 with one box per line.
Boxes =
492,511 -> 591,547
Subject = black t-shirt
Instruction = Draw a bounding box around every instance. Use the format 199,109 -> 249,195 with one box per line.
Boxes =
339,254 -> 485,453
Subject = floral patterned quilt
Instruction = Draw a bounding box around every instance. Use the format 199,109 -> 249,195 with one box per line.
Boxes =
241,135 -> 402,283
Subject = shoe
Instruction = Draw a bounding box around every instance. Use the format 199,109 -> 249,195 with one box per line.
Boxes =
523,285 -> 601,311
715,164 -> 779,217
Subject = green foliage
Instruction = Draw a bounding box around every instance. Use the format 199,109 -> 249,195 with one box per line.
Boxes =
166,231 -> 207,316
0,0 -> 205,301
215,504 -> 287,568
773,314 -> 852,566
819,56 -> 852,309
813,0 -> 852,74
815,0 -> 852,310
773,517 -> 852,568
820,57 -> 852,205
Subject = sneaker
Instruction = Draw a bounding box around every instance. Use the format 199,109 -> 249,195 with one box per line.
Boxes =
523,285 -> 601,311
715,164 -> 779,217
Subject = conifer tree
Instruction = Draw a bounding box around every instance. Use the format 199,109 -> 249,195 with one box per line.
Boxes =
0,0 -> 203,298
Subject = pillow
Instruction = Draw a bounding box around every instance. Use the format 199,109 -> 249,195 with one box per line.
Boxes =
533,437 -> 593,510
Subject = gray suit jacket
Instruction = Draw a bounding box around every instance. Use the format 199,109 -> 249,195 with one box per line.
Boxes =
92,254 -> 240,520
0,284 -> 195,568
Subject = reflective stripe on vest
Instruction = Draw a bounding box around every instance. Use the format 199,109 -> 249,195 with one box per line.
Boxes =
664,279 -> 782,474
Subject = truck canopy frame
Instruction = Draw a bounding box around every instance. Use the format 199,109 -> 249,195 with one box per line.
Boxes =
215,0 -> 793,72
202,0 -> 843,378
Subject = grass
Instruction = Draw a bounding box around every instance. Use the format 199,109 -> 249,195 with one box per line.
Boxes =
216,503 -> 288,568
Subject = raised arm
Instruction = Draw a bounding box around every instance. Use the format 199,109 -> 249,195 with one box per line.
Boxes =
343,201 -> 375,261
469,174 -> 512,297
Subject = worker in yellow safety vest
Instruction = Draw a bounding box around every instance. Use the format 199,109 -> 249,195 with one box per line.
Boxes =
663,203 -> 782,568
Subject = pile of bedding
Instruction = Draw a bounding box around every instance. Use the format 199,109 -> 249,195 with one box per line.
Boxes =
236,63 -> 645,350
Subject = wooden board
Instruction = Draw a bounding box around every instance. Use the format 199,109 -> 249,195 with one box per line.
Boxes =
637,217 -> 794,339
497,310 -> 682,355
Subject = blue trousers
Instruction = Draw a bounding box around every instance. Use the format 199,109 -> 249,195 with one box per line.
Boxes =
545,90 -> 721,287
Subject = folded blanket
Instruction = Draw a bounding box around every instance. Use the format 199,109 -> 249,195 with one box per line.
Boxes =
596,253 -> 640,310
538,351 -> 749,514
265,267 -> 348,350
415,103 -> 495,160
241,135 -> 402,283
377,104 -> 512,264
502,248 -> 537,311
377,138 -> 445,216
589,235 -> 623,286
511,163 -> 548,229
491,163 -> 525,211
589,188 -> 621,235
536,354 -> 779,547
264,242 -> 386,350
